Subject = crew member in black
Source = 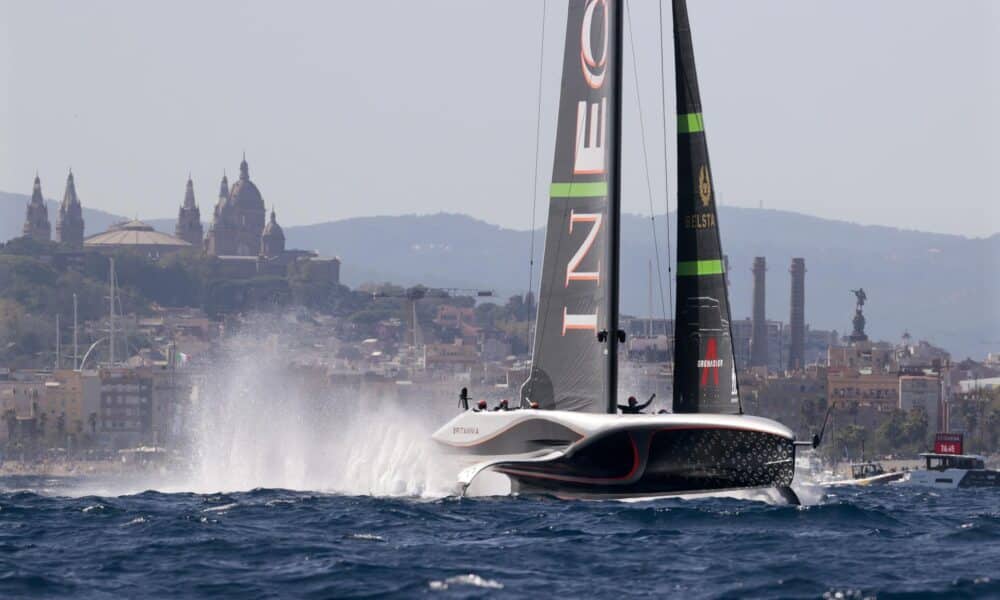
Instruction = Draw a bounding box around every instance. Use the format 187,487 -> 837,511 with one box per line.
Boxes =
618,394 -> 655,414
474,400 -> 488,412
493,399 -> 510,412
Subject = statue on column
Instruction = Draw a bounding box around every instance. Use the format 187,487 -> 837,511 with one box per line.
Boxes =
849,288 -> 868,342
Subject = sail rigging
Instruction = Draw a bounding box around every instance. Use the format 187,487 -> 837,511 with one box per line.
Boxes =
671,0 -> 741,415
522,0 -> 623,414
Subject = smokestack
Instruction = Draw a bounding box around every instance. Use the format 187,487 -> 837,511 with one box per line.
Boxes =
750,257 -> 768,367
788,258 -> 806,371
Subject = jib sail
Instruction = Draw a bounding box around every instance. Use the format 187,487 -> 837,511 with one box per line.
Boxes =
671,0 -> 740,415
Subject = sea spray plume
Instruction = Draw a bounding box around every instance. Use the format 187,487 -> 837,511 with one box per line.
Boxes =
178,312 -> 459,497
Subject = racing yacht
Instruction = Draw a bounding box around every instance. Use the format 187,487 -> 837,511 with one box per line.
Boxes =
433,0 -> 808,502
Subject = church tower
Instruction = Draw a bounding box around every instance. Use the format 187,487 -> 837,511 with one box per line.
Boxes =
56,170 -> 84,248
175,176 -> 204,247
22,174 -> 51,242
261,208 -> 285,257
205,173 -> 234,255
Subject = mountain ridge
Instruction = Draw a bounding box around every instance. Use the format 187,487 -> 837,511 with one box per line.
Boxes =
2,191 -> 996,358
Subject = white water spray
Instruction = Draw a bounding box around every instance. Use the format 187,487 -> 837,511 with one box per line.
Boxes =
175,324 -> 466,497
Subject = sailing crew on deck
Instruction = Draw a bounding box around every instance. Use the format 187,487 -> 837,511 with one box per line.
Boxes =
474,400 -> 488,412
618,394 -> 655,414
493,399 -> 510,412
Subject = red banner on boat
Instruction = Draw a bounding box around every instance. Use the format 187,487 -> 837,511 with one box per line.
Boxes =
934,433 -> 963,455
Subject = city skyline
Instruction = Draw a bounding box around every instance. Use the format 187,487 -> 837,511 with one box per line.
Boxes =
1,1 -> 997,237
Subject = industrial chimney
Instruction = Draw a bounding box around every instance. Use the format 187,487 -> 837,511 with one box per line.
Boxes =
788,258 -> 806,371
750,257 -> 768,367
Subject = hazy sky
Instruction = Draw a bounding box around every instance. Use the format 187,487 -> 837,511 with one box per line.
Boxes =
1,1 -> 997,236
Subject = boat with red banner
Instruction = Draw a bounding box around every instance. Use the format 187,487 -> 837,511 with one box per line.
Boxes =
904,433 -> 1000,488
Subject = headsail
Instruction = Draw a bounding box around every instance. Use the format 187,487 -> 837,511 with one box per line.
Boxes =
522,0 -> 621,413
671,0 -> 740,415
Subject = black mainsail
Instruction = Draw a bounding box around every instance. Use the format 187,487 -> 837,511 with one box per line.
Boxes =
671,0 -> 740,415
523,0 -> 623,414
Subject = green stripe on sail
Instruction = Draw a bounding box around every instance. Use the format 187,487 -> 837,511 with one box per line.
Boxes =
677,259 -> 724,276
549,182 -> 608,198
677,112 -> 704,134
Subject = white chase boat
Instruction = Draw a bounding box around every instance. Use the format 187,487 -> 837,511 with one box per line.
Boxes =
434,0 -> 810,502
904,434 -> 1000,489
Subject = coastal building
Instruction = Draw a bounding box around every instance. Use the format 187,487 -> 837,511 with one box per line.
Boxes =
22,175 -> 51,242
434,306 -> 475,330
623,317 -> 673,338
204,156 -> 267,256
98,368 -> 154,449
84,219 -> 192,258
43,370 -> 101,446
828,339 -> 897,373
0,370 -> 100,447
175,176 -> 204,246
827,371 -> 899,413
56,170 -> 85,248
0,380 -> 45,444
899,374 -> 943,431
626,334 -> 670,362
424,342 -> 478,372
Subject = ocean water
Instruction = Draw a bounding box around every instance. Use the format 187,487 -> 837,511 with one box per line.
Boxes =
6,334 -> 992,598
0,478 -> 997,599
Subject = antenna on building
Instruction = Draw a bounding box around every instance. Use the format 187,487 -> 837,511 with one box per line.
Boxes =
55,313 -> 61,370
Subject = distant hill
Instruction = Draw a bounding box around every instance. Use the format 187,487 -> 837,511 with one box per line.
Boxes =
2,190 -> 996,358
285,211 -> 998,360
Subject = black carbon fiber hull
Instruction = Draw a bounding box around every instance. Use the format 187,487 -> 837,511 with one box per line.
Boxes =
494,427 -> 795,498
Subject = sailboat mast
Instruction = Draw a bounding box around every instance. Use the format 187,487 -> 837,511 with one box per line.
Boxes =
605,0 -> 624,414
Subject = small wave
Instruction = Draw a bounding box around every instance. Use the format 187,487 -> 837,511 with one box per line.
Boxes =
81,504 -> 105,513
821,589 -> 869,599
265,498 -> 297,507
428,574 -> 504,591
201,502 -> 238,513
124,516 -> 148,526
347,533 -> 385,542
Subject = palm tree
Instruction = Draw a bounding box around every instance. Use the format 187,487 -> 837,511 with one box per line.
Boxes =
3,408 -> 16,442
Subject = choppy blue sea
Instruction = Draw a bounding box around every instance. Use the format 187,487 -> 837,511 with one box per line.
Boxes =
0,477 -> 997,599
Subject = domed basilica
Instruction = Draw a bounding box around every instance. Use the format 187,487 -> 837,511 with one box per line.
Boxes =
203,155 -> 283,257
